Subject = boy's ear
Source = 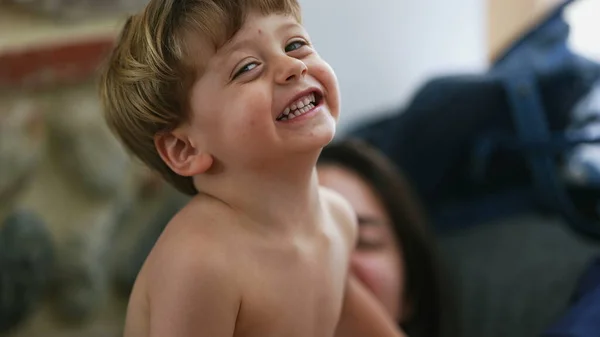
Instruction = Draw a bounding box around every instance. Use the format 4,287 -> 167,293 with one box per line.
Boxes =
154,128 -> 213,177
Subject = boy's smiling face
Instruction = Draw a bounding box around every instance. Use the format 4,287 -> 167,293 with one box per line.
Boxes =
184,12 -> 340,171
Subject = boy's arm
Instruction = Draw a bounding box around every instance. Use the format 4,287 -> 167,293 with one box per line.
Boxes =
335,275 -> 407,337
322,187 -> 405,336
147,246 -> 240,337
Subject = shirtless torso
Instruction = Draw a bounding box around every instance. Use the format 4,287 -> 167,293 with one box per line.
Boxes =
123,186 -> 356,337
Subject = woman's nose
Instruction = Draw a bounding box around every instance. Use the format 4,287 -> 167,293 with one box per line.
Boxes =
274,56 -> 307,84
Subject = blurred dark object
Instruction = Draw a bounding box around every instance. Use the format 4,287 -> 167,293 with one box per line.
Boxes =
438,213 -> 600,337
351,0 -> 600,238
49,197 -> 133,325
0,210 -> 54,333
51,236 -> 109,324
3,0 -> 149,20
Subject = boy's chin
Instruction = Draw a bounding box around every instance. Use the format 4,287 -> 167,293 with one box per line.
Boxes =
269,117 -> 337,155
296,125 -> 336,152
319,128 -> 336,148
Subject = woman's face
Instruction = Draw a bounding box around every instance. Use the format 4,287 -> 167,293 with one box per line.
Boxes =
318,165 -> 406,322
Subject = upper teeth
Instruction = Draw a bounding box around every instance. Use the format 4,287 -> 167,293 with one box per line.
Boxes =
281,93 -> 316,119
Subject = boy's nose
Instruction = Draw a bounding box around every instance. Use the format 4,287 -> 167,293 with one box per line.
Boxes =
274,56 -> 307,84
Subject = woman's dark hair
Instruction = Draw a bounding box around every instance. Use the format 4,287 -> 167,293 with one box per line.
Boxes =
318,138 -> 456,337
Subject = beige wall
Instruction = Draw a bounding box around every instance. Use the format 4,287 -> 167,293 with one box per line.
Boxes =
0,5 -> 123,53
488,0 -> 566,61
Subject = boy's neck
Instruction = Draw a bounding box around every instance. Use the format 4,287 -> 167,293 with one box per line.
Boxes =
193,153 -> 323,233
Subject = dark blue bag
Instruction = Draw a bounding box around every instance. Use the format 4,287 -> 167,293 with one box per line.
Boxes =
542,257 -> 600,336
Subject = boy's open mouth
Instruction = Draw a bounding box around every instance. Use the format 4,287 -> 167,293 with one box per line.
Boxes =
276,91 -> 323,121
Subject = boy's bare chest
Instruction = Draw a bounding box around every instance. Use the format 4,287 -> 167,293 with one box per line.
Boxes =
234,228 -> 350,337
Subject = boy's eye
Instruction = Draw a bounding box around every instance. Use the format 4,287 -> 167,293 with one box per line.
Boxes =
233,62 -> 259,79
285,40 -> 308,53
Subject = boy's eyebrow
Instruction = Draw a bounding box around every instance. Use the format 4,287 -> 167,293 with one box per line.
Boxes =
277,21 -> 302,33
220,21 -> 302,55
219,39 -> 255,58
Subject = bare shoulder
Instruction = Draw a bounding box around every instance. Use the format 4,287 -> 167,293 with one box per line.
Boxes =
145,199 -> 238,294
138,200 -> 242,336
319,186 -> 358,248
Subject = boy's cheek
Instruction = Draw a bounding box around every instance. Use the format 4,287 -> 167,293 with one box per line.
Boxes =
307,65 -> 340,116
311,62 -> 338,85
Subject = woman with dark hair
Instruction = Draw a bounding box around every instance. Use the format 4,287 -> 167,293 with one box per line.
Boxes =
318,139 -> 454,337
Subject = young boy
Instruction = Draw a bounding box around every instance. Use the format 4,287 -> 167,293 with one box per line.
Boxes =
100,0 -> 405,336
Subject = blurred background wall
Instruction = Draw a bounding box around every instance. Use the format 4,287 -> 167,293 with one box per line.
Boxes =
300,0 -> 488,132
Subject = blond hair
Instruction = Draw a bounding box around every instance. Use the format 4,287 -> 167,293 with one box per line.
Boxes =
99,0 -> 301,195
